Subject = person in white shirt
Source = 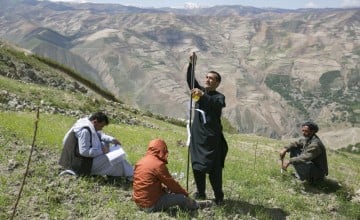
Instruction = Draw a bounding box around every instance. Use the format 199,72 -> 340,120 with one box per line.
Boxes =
59,112 -> 133,180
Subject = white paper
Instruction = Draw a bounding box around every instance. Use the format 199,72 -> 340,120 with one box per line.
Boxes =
106,144 -> 126,165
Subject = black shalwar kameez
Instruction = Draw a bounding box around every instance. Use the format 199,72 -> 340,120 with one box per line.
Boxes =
187,63 -> 228,203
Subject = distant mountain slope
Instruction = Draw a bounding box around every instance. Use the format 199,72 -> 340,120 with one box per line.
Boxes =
1,35 -> 359,153
0,39 -> 188,130
0,0 -> 359,140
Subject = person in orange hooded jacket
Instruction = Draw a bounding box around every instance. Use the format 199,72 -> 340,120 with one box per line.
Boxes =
132,138 -> 198,212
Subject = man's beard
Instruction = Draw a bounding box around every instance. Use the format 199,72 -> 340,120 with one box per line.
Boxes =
304,134 -> 314,140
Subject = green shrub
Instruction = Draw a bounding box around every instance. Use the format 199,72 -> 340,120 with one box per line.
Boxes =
319,70 -> 341,87
265,74 -> 308,116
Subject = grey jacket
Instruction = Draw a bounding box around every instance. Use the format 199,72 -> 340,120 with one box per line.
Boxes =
285,135 -> 328,176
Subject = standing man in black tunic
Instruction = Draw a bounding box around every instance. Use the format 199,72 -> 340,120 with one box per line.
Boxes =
186,53 -> 228,205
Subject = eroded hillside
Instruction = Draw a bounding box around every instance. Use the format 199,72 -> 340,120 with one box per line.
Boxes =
0,0 -> 359,142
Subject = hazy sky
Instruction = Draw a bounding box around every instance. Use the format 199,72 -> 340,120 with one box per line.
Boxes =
45,0 -> 360,9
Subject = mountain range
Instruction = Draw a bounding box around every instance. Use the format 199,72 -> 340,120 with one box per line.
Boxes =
0,0 -> 359,145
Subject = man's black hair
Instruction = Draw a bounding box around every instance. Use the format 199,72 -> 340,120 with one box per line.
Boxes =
209,70 -> 221,83
89,112 -> 109,125
302,121 -> 319,133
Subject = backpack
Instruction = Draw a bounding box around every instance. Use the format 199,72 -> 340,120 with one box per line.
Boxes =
59,127 -> 93,175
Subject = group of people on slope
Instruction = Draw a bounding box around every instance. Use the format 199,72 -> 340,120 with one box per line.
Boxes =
59,53 -> 328,213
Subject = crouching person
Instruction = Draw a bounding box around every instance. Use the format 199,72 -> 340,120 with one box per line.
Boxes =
132,138 -> 198,212
279,121 -> 328,183
59,112 -> 133,180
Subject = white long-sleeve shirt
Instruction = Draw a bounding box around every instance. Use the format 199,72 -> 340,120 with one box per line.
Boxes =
63,117 -> 115,158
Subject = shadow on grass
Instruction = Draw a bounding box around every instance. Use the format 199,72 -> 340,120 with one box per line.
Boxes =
155,199 -> 288,219
220,199 -> 288,219
303,178 -> 355,203
59,174 -> 133,190
279,171 -> 345,196
98,175 -> 133,190
303,178 -> 341,194
164,207 -> 200,219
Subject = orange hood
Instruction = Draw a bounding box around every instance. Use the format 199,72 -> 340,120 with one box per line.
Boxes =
146,138 -> 168,163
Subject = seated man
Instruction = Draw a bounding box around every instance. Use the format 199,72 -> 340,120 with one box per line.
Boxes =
132,138 -> 198,212
59,112 -> 133,180
279,121 -> 328,183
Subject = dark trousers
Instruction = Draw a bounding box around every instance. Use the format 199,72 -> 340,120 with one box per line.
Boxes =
193,166 -> 224,202
290,148 -> 325,182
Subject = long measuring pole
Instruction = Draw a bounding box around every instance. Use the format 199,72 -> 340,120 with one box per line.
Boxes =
186,52 -> 196,191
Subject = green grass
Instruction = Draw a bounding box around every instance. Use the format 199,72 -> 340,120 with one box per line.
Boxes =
1,111 -> 359,219
0,75 -> 106,112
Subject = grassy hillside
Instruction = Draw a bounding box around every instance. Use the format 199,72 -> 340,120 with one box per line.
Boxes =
0,42 -> 359,219
1,107 -> 359,219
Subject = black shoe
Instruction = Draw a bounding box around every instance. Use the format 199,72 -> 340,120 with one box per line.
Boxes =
214,198 -> 224,206
193,192 -> 206,200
